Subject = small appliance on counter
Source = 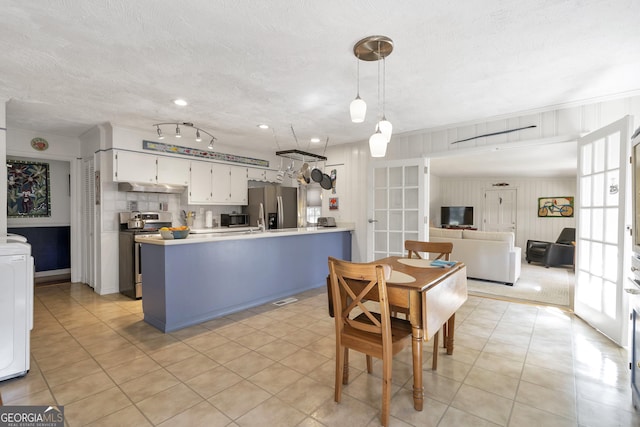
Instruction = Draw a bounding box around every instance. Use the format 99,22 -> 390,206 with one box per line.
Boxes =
317,217 -> 336,227
221,213 -> 249,227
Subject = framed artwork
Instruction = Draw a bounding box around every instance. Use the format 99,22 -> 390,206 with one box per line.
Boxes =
7,160 -> 51,217
538,196 -> 574,217
329,197 -> 339,210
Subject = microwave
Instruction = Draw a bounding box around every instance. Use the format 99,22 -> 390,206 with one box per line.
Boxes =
221,213 -> 249,227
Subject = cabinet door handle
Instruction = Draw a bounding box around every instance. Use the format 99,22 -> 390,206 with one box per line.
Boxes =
368,219 -> 378,223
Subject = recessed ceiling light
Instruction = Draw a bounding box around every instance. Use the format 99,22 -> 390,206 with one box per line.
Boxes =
257,124 -> 269,129
310,137 -> 320,143
173,99 -> 188,106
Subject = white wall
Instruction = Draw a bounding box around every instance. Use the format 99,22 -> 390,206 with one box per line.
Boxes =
326,95 -> 640,263
435,176 -> 576,252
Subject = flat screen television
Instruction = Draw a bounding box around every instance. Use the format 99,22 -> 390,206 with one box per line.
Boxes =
441,206 -> 474,227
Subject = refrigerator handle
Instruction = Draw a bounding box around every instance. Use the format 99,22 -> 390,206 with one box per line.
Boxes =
277,196 -> 283,229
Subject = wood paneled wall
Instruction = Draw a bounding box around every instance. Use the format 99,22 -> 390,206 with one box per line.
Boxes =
433,176 -> 576,255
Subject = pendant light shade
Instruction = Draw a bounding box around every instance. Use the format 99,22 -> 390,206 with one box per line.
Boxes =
350,57 -> 366,123
350,96 -> 367,123
378,116 -> 392,142
369,128 -> 387,157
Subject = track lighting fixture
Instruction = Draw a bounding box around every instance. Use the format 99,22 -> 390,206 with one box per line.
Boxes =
152,122 -> 217,148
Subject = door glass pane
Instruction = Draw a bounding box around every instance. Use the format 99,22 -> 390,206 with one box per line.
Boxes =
581,176 -> 592,207
578,239 -> 590,270
605,170 -> 619,206
580,208 -> 591,239
389,167 -> 402,187
590,241 -> 603,276
581,143 -> 593,175
405,232 -> 419,242
374,168 -> 387,187
592,209 -> 604,242
375,232 -> 387,252
405,188 -> 418,209
603,243 -> 618,282
405,211 -> 418,231
405,165 -> 419,186
389,211 -> 403,231
604,208 -> 618,244
390,189 -> 403,209
594,138 -> 605,173
607,132 -> 620,170
389,232 -> 403,254
374,210 -> 387,230
375,189 -> 388,209
593,173 -> 604,207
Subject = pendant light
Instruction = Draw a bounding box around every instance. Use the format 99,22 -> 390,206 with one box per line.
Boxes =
377,55 -> 392,142
369,127 -> 387,157
350,35 -> 394,157
349,55 -> 366,123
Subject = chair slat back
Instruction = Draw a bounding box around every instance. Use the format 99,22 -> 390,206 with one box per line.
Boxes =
405,240 -> 453,261
328,257 -> 392,338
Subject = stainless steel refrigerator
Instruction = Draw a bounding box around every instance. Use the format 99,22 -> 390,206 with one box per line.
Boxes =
246,186 -> 298,229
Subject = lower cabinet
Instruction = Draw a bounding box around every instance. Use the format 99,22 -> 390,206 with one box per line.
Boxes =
189,161 -> 248,205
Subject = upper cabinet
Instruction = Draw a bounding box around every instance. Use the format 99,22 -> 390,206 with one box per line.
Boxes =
113,150 -> 190,186
157,157 -> 190,186
113,151 -> 156,182
189,161 -> 248,205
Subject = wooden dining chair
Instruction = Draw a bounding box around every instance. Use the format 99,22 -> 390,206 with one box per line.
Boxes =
403,240 -> 454,370
328,256 -> 413,427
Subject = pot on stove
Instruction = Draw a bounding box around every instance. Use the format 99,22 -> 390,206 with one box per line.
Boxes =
127,211 -> 145,229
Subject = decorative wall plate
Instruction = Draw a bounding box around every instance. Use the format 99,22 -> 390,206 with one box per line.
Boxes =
30,137 -> 49,151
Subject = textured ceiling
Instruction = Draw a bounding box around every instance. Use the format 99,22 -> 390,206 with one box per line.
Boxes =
1,1 -> 639,175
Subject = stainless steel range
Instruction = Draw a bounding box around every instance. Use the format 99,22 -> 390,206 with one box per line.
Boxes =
119,212 -> 172,299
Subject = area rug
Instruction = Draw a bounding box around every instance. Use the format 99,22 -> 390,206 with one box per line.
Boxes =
466,263 -> 572,307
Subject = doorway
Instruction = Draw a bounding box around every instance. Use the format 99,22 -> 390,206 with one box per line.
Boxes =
483,188 -> 517,235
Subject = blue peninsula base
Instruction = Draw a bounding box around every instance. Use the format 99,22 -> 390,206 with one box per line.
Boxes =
140,230 -> 352,332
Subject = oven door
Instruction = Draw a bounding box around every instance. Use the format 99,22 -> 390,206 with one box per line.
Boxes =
134,242 -> 142,295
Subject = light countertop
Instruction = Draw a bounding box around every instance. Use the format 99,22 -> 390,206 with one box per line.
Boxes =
135,226 -> 353,245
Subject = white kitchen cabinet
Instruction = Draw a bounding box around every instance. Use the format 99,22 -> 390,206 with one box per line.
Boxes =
189,161 -> 213,204
189,162 -> 248,205
114,150 -> 157,182
157,157 -> 190,186
229,165 -> 248,204
113,150 -> 190,186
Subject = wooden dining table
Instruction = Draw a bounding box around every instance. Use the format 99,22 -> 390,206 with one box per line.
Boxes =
328,256 -> 468,411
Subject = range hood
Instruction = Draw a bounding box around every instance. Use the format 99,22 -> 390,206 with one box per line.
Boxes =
118,182 -> 186,194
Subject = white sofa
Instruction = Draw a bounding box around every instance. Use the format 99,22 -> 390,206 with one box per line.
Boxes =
429,227 -> 521,285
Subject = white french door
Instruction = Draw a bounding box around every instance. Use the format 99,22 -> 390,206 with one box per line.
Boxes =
575,116 -> 633,346
483,188 -> 517,234
367,158 -> 429,261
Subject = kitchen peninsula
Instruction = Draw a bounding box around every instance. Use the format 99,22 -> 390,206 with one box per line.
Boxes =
136,227 -> 352,332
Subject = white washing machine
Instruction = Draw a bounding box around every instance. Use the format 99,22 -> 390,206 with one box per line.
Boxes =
0,237 -> 34,382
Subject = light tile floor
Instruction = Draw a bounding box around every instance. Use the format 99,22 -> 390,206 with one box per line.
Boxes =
1,282 -> 639,426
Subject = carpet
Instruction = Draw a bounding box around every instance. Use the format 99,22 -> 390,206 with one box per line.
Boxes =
466,263 -> 572,307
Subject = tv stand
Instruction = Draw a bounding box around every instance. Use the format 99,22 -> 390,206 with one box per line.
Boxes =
441,225 -> 477,230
